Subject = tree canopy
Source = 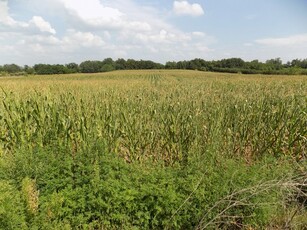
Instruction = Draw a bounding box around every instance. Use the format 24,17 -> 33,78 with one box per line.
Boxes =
1,57 -> 307,76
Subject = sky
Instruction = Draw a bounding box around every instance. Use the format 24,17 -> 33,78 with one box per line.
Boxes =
0,0 -> 307,65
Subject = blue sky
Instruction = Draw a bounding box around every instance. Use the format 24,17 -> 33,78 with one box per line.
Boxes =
0,0 -> 307,65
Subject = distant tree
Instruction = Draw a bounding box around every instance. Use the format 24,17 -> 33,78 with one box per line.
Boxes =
101,58 -> 115,72
219,58 -> 245,68
186,59 -> 206,70
138,60 -> 159,69
66,63 -> 79,73
165,61 -> 177,69
115,58 -> 127,70
301,59 -> 307,69
126,59 -> 138,69
0,65 -> 6,76
247,60 -> 263,70
176,61 -> 187,69
34,64 -> 48,74
3,64 -> 22,73
33,64 -> 69,75
291,59 -> 307,69
54,64 -> 69,74
192,58 -> 207,70
24,65 -> 35,74
101,64 -> 115,72
102,58 -> 114,66
79,61 -> 103,73
290,59 -> 300,68
266,58 -> 282,70
2,56 -> 307,76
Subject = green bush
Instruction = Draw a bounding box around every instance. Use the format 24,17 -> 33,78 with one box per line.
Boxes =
0,181 -> 27,229
0,141 -> 296,229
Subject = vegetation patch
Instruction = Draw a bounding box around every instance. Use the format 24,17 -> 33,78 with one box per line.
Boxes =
0,70 -> 306,229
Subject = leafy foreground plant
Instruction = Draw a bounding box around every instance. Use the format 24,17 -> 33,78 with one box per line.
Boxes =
0,141 -> 306,229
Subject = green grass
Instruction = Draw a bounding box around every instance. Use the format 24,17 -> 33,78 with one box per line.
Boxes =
0,70 -> 306,229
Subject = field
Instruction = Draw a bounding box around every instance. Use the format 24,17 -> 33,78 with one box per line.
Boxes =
0,70 -> 306,229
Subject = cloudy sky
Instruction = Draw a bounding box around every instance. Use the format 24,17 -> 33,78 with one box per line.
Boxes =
0,0 -> 307,65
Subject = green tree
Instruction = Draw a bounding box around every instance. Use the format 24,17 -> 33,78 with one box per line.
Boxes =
24,65 -> 35,75
102,58 -> 115,66
165,61 -> 177,69
266,58 -> 282,70
176,61 -> 187,69
3,64 -> 22,73
219,58 -> 245,68
79,61 -> 103,73
33,64 -> 69,75
126,59 -> 138,69
115,58 -> 127,70
101,58 -> 115,72
101,64 -> 115,72
66,63 -> 79,73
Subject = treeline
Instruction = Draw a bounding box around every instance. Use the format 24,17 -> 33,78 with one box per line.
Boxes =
166,58 -> 307,75
1,57 -> 307,76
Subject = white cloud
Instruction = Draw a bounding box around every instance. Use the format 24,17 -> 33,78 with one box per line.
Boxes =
173,1 -> 204,16
133,29 -> 191,44
0,0 -> 28,28
0,0 -> 56,34
29,16 -> 56,34
243,43 -> 253,47
0,0 -> 215,65
58,0 -> 152,32
192,31 -> 206,37
25,35 -> 61,46
56,0 -> 212,58
30,43 -> 45,53
0,0 -> 10,21
63,30 -> 105,48
61,0 -> 122,20
255,34 -> 307,47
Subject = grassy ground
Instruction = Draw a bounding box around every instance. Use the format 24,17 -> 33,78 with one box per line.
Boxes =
0,70 -> 306,229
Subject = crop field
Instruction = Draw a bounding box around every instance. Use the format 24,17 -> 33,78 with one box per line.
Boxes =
0,70 -> 306,229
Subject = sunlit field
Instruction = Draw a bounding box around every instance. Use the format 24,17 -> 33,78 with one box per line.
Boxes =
0,70 -> 306,229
